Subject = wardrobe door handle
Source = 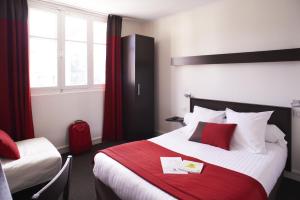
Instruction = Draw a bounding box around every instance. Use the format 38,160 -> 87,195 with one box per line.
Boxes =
137,83 -> 141,96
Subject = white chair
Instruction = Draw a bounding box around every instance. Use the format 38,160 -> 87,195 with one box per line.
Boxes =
1,137 -> 62,193
32,155 -> 72,200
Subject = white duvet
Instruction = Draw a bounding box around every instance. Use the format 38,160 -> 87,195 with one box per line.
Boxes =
93,126 -> 287,200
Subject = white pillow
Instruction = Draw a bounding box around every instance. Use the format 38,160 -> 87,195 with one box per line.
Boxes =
183,108 -> 225,138
265,125 -> 287,147
183,112 -> 195,125
226,108 -> 273,154
192,106 -> 225,123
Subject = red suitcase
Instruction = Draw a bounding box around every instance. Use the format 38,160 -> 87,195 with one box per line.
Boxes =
69,120 -> 92,155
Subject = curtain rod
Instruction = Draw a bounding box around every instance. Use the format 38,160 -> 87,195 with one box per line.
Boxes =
29,0 -> 143,22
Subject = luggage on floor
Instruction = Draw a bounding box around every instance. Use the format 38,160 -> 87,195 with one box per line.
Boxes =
69,120 -> 92,155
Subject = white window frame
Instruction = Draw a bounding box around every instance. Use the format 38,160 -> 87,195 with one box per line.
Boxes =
29,6 -> 60,93
28,1 -> 107,95
92,21 -> 107,87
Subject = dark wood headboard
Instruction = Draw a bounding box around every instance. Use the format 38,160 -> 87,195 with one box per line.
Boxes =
190,97 -> 292,171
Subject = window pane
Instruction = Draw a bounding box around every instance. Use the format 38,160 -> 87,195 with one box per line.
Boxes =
65,16 -> 87,41
93,21 -> 107,44
29,8 -> 57,38
93,44 -> 106,84
30,37 -> 57,88
65,41 -> 87,86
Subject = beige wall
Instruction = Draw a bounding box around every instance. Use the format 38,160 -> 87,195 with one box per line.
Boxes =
122,19 -> 146,36
142,0 -> 300,174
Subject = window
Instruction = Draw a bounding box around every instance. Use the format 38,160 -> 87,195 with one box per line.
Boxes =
29,9 -> 58,88
93,21 -> 107,85
29,6 -> 107,91
65,16 -> 88,86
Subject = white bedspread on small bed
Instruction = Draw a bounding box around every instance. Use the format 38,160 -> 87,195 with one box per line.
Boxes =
0,137 -> 62,193
93,126 -> 287,200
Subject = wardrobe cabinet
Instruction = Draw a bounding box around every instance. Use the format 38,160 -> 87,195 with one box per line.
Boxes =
122,34 -> 154,141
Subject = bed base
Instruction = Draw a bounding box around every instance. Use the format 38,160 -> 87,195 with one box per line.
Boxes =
268,172 -> 283,200
95,177 -> 120,200
94,173 -> 282,200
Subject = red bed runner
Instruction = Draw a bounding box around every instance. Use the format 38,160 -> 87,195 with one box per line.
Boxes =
100,140 -> 267,200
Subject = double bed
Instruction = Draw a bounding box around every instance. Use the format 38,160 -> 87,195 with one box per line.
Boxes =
93,98 -> 291,200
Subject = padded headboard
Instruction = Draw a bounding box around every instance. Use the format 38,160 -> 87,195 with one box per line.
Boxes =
190,97 -> 292,171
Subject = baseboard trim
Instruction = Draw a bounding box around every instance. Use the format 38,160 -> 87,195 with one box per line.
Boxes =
284,170 -> 300,182
57,137 -> 102,154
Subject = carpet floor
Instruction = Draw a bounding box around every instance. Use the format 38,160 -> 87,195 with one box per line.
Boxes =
13,142 -> 300,200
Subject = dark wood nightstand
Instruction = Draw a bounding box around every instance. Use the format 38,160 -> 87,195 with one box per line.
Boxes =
165,116 -> 185,126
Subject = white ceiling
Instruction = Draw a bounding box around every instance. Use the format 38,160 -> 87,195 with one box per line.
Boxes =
48,0 -> 211,20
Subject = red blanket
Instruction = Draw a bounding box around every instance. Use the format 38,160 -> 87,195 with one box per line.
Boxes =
100,140 -> 267,200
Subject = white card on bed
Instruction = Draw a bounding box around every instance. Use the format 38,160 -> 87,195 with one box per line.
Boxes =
181,160 -> 204,173
160,157 -> 187,174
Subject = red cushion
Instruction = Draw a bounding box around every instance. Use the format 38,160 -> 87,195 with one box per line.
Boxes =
201,123 -> 237,150
0,130 -> 20,159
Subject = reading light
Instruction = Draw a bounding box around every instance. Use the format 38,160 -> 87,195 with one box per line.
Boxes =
291,100 -> 300,107
184,93 -> 192,98
291,100 -> 300,118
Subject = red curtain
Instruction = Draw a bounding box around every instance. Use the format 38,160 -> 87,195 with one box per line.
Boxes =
102,15 -> 123,141
0,0 -> 34,140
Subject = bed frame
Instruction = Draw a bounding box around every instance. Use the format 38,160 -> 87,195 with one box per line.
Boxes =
95,97 -> 291,200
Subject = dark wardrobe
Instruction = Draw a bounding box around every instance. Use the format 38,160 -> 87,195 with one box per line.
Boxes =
122,34 -> 154,141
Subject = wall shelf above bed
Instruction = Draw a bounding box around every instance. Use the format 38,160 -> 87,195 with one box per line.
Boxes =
171,48 -> 300,66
